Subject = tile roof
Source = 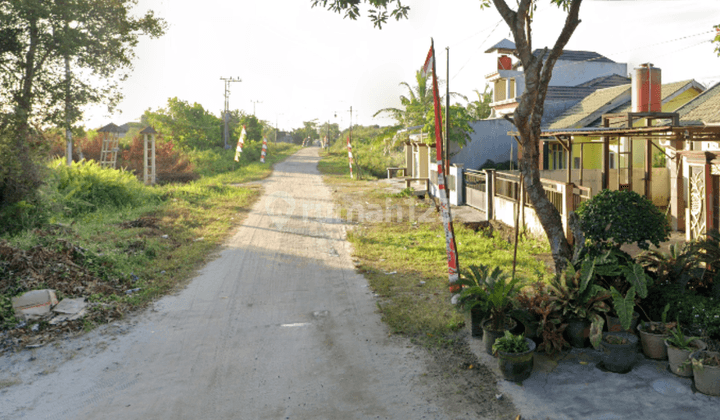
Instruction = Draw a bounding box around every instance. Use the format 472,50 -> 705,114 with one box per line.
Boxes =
603,80 -> 700,127
678,82 -> 720,126
547,84 -> 630,130
532,49 -> 615,63
545,86 -> 598,102
576,74 -> 631,89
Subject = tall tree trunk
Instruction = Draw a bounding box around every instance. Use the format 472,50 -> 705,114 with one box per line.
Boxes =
16,15 -> 39,132
492,0 -> 583,274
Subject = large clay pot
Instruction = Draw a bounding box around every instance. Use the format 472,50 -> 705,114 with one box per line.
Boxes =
469,307 -> 484,338
497,338 -> 536,383
482,318 -> 517,356
665,339 -> 707,377
600,332 -> 639,373
637,322 -> 671,360
566,318 -> 591,348
690,350 -> 720,396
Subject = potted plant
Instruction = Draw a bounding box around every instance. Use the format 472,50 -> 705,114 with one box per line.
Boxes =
513,281 -> 569,356
588,249 -> 651,334
456,266 -> 490,338
457,265 -> 519,355
637,304 -> 675,360
600,332 -> 639,373
492,331 -> 536,383
547,258 -> 611,348
690,350 -> 720,396
665,322 -> 706,377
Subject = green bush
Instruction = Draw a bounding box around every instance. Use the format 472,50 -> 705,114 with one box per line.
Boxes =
576,189 -> 670,251
643,283 -> 720,339
49,159 -> 157,216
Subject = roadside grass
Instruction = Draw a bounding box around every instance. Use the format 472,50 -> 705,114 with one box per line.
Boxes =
318,149 -> 551,347
0,144 -> 299,333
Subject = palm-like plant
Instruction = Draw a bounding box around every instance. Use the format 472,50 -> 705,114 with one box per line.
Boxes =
457,264 -> 520,331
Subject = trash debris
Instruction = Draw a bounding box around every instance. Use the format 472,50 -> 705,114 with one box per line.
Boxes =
450,294 -> 461,305
31,324 -> 39,332
495,394 -> 503,400
49,298 -> 88,325
419,281 -> 426,285
12,290 -> 59,320
384,271 -> 397,275
194,237 -> 204,242
161,234 -> 169,239
125,288 -> 141,295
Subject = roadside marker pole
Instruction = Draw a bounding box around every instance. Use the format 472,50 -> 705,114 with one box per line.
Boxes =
423,39 -> 460,292
347,135 -> 354,179
260,137 -> 268,163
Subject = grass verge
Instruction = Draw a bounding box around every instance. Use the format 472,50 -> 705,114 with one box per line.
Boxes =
318,149 -> 551,347
0,144 -> 299,343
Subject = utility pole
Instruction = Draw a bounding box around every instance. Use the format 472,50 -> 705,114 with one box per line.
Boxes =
251,100 -> 262,116
220,77 -> 242,149
445,47 -> 450,177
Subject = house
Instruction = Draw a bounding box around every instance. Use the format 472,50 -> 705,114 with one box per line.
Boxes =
539,69 -> 705,207
450,39 -> 630,172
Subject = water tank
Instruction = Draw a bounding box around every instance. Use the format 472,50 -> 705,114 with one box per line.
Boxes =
498,55 -> 512,71
632,64 -> 661,112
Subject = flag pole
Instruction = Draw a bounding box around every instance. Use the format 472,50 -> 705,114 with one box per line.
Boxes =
426,38 -> 460,292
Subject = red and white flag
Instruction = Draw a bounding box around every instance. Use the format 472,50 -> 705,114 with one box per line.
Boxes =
260,136 -> 268,163
234,126 -> 247,162
424,39 -> 460,292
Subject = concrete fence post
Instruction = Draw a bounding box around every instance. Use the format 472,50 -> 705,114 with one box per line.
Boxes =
485,169 -> 495,221
563,182 -> 574,244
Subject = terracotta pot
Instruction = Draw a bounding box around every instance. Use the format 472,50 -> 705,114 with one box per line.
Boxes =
482,318 -> 517,356
665,339 -> 707,377
606,312 -> 639,334
566,318 -> 591,348
497,338 -> 536,383
690,350 -> 720,396
600,332 -> 639,373
637,322 -> 670,360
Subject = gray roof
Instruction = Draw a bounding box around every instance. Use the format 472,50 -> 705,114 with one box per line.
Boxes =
576,74 -> 632,89
485,38 -> 516,53
545,86 -> 601,102
531,49 -> 615,63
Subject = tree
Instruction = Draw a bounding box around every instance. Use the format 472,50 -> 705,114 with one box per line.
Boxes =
714,24 -> 720,56
467,87 -> 492,121
0,0 -> 166,130
142,98 -> 223,150
312,0 -> 583,274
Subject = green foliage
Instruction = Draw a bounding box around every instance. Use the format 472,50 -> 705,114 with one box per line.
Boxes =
666,321 -> 702,351
492,331 -> 529,354
467,87 -> 492,121
714,25 -> 720,56
142,98 -> 223,150
610,285 -> 637,332
547,259 -> 610,348
644,283 -> 720,340
457,264 -> 519,331
49,159 -> 158,217
1,0 -> 166,128
576,189 -> 670,250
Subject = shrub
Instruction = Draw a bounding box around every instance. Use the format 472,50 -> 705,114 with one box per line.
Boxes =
48,159 -> 157,216
0,120 -> 47,235
119,135 -> 199,184
576,189 -> 670,251
642,283 -> 720,339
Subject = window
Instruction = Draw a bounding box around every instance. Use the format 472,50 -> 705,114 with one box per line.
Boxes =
609,152 -> 616,169
550,144 -> 565,170
574,157 -> 581,169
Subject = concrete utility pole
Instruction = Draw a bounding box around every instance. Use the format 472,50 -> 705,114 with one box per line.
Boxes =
251,100 -> 262,116
221,77 -> 242,149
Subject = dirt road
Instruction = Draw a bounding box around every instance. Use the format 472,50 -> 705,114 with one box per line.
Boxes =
1,148 -> 501,420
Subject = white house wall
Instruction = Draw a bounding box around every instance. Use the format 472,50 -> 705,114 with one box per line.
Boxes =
516,61 -> 628,87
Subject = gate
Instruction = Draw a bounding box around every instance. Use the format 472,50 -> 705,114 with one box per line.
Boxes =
464,169 -> 486,211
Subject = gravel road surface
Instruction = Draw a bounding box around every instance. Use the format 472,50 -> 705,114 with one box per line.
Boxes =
1,147 -> 501,420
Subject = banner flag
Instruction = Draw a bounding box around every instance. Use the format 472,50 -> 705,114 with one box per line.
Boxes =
260,136 -> 268,163
234,126 -> 247,162
425,39 -> 460,292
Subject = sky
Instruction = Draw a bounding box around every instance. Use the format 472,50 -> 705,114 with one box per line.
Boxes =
82,0 -> 720,133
